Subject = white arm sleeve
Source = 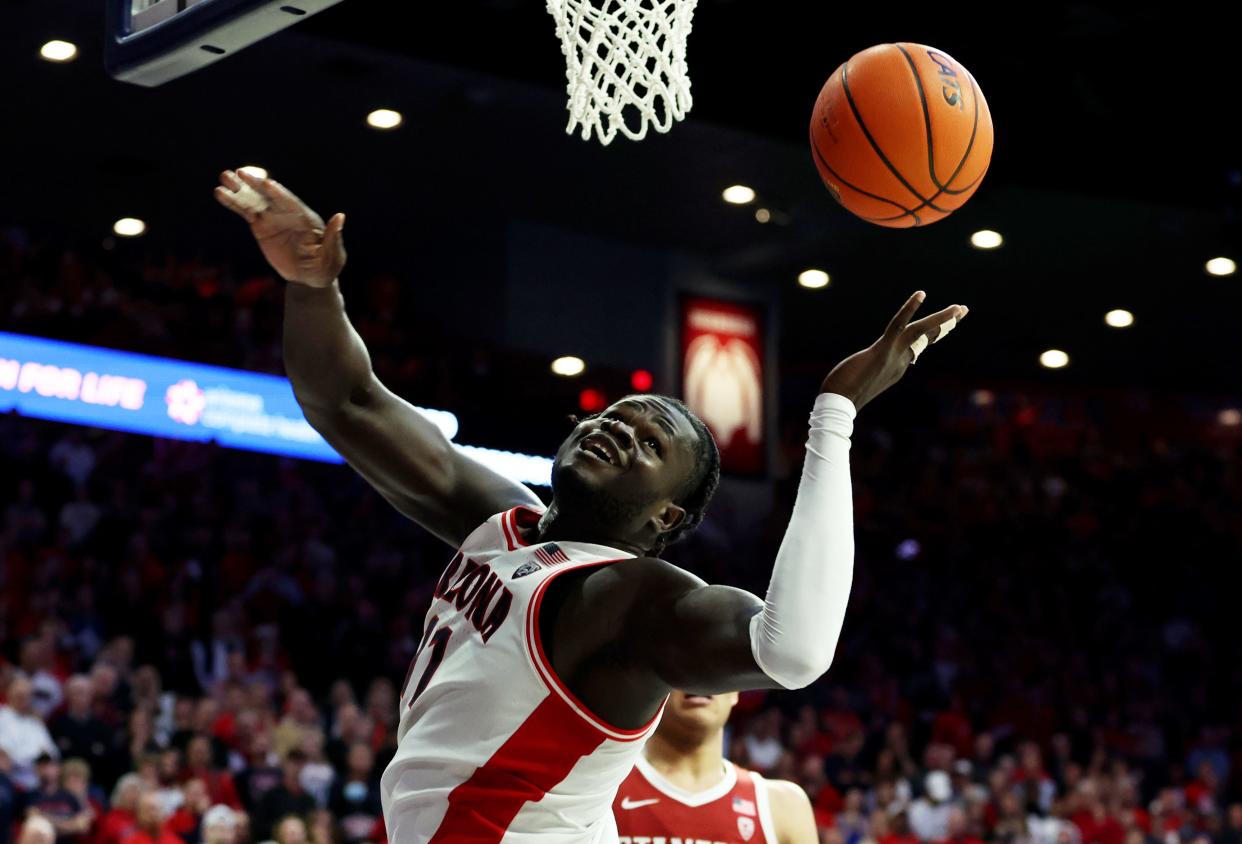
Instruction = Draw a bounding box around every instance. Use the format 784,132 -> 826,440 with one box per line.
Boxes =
749,392 -> 856,689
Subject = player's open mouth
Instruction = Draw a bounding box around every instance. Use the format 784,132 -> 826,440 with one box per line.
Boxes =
579,434 -> 622,466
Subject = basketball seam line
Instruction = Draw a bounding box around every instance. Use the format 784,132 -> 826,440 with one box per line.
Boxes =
810,128 -> 921,225
895,43 -> 942,190
931,70 -> 982,195
889,46 -> 985,218
841,53 -> 948,214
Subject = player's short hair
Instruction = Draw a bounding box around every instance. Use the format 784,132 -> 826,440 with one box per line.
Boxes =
651,397 -> 720,556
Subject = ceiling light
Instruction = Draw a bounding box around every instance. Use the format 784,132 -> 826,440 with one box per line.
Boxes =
1104,309 -> 1134,328
722,185 -> 755,205
40,40 -> 78,62
970,230 -> 1003,249
1206,257 -> 1236,277
551,356 -> 585,377
798,269 -> 830,289
113,218 -> 147,237
366,109 -> 403,130
1039,349 -> 1069,369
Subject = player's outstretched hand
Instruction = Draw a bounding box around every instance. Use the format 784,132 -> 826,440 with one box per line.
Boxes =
214,169 -> 345,288
820,291 -> 967,411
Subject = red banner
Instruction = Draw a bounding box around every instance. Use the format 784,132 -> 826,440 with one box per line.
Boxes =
681,297 -> 765,473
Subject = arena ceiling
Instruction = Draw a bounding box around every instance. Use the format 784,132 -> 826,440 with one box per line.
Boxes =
2,0 -> 1238,392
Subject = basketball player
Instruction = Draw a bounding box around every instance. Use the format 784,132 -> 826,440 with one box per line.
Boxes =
613,691 -> 817,844
215,169 -> 966,844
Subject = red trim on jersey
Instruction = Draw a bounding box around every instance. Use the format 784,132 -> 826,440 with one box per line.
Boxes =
499,511 -> 517,551
428,693 -> 606,843
525,560 -> 664,741
501,507 -> 539,551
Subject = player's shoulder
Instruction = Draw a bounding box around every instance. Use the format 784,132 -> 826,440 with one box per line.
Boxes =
761,776 -> 812,807
610,555 -> 706,594
757,776 -> 816,843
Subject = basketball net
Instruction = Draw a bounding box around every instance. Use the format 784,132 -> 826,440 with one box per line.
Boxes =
546,0 -> 698,146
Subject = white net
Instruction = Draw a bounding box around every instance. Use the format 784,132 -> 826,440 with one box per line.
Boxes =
546,0 -> 699,146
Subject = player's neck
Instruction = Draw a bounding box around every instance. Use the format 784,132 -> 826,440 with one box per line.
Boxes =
643,730 -> 727,793
536,502 -> 648,556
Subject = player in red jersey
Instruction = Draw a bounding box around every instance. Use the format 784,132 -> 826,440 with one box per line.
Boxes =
216,171 -> 966,843
614,691 -> 816,844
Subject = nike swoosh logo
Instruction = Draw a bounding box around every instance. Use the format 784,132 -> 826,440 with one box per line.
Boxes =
619,797 -> 660,810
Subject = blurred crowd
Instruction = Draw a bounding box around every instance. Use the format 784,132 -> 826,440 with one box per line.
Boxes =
4,233 -> 1242,844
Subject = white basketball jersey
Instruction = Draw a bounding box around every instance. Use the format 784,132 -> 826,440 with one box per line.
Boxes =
381,506 -> 666,844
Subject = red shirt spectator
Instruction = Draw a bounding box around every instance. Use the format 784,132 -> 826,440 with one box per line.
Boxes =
120,793 -> 184,844
183,736 -> 242,810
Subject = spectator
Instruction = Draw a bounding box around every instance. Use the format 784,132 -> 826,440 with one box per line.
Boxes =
306,810 -> 336,844
153,750 -> 185,818
183,736 -> 241,811
166,779 -> 212,843
233,735 -> 281,817
911,772 -> 956,843
120,792 -> 183,844
19,639 -> 64,721
1218,806 -> 1242,844
744,709 -> 785,775
937,807 -> 985,844
201,806 -> 238,844
48,432 -> 96,488
61,758 -> 104,839
272,816 -> 308,844
295,733 -> 332,810
252,753 -> 314,842
26,755 -> 91,843
1,750 -> 20,844
49,676 -> 113,780
271,693 -> 318,762
58,485 -> 100,547
322,709 -> 367,775
326,745 -> 380,844
0,676 -> 58,790
883,811 -> 921,844
99,774 -> 145,844
837,788 -> 872,844
124,711 -> 160,776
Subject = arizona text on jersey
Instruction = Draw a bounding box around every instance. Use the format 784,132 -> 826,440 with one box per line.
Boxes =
380,506 -> 666,843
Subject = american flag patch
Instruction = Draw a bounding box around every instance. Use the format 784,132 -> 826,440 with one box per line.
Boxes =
733,796 -> 756,817
534,543 -> 571,567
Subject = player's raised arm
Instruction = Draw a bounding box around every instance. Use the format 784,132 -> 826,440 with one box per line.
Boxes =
634,292 -> 967,694
214,170 -> 541,546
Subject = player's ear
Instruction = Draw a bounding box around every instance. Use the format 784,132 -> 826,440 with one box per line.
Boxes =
651,502 -> 686,536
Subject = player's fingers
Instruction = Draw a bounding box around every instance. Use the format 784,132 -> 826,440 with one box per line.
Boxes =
902,304 -> 968,348
234,166 -> 270,195
323,213 -> 346,261
257,176 -> 308,214
213,185 -> 257,223
883,291 -> 927,341
219,170 -> 242,192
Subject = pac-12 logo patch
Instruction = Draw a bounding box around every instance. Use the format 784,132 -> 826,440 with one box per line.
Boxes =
512,562 -> 541,580
738,816 -> 755,841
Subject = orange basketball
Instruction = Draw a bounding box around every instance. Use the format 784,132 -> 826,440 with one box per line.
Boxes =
810,43 -> 993,228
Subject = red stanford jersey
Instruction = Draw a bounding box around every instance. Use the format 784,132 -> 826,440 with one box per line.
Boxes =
613,757 -> 778,844
381,507 -> 665,844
